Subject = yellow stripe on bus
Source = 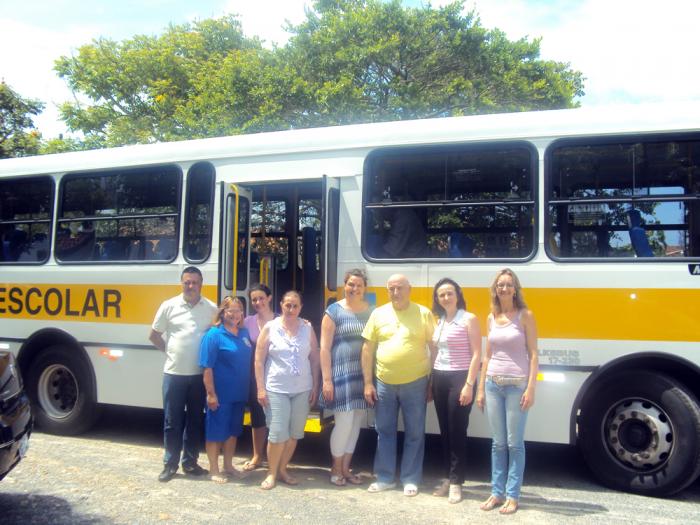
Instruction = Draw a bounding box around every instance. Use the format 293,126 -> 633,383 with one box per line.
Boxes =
1,282 -> 698,342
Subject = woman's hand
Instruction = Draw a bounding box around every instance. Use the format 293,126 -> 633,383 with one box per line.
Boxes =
257,388 -> 268,408
459,384 -> 474,406
322,379 -> 334,403
206,393 -> 219,411
520,386 -> 535,410
309,384 -> 319,406
364,383 -> 378,407
476,389 -> 485,411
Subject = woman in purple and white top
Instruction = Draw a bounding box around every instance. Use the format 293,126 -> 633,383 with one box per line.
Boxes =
254,290 -> 320,490
242,284 -> 276,472
476,269 -> 538,515
430,278 -> 481,504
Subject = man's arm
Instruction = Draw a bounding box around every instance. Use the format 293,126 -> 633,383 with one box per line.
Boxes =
149,329 -> 166,352
361,339 -> 378,407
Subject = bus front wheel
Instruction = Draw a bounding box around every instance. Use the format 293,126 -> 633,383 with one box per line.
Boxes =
578,371 -> 700,497
26,346 -> 100,435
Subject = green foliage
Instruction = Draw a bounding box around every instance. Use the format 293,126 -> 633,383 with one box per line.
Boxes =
53,1 -> 584,146
0,82 -> 44,158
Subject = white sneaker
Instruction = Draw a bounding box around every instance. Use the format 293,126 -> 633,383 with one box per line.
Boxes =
368,481 -> 397,493
448,484 -> 462,504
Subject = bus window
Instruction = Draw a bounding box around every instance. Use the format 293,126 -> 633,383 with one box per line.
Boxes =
184,162 -> 215,263
547,137 -> 700,259
363,143 -> 536,260
56,166 -> 181,263
251,199 -> 289,271
0,176 -> 53,264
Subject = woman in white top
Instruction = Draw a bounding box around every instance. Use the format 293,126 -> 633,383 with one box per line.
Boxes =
430,277 -> 481,504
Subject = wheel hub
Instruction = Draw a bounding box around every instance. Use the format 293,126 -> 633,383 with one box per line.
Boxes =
37,364 -> 79,419
606,399 -> 673,469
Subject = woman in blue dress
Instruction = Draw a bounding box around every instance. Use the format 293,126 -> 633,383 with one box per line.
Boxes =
199,296 -> 252,483
320,269 -> 373,486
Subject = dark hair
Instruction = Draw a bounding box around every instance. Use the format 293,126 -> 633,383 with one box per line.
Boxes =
344,268 -> 368,286
280,290 -> 302,304
181,266 -> 202,280
248,283 -> 272,298
431,277 -> 467,317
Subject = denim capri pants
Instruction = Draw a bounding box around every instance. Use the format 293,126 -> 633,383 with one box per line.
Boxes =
264,390 -> 310,443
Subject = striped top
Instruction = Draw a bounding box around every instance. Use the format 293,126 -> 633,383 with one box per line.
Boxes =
433,309 -> 472,371
265,317 -> 313,394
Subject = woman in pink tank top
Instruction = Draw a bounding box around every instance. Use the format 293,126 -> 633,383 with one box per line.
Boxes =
476,269 -> 538,515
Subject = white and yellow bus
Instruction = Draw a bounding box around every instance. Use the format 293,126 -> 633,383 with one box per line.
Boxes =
1,103 -> 699,496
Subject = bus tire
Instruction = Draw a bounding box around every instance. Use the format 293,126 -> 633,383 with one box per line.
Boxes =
578,370 -> 700,497
26,346 -> 100,436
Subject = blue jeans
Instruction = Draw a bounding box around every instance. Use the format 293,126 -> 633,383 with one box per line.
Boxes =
484,377 -> 529,499
162,373 -> 205,469
374,375 -> 428,486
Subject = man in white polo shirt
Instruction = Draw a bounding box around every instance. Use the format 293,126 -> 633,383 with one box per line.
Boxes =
149,266 -> 217,482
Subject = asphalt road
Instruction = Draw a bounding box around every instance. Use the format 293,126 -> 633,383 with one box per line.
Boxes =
2,405 -> 699,524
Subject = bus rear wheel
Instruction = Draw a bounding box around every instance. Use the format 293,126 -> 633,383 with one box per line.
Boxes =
578,371 -> 700,497
26,346 -> 100,435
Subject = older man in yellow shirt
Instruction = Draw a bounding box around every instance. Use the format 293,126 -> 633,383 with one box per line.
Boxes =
362,274 -> 436,497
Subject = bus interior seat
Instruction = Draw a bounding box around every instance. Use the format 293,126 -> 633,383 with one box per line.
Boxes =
448,233 -> 475,257
627,209 -> 654,257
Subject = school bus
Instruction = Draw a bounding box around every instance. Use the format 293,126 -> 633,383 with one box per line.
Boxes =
1,102 -> 699,496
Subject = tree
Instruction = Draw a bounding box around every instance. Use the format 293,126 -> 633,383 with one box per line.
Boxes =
0,82 -> 44,158
54,1 -> 584,146
55,16 -> 263,146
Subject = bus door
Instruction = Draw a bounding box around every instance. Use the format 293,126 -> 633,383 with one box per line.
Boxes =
250,181 -> 324,330
220,182 -> 252,307
321,175 -> 341,309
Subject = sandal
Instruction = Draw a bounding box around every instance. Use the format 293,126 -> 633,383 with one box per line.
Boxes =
432,479 -> 449,497
259,476 -> 276,490
224,468 -> 249,480
344,473 -> 363,485
278,472 -> 299,486
330,474 -> 346,486
242,460 -> 262,472
499,499 -> 518,515
480,495 -> 504,511
210,474 -> 228,484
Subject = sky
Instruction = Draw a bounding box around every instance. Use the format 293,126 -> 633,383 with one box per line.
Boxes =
2,0 -> 700,138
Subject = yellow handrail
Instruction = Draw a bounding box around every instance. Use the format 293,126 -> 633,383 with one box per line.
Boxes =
230,183 -> 240,293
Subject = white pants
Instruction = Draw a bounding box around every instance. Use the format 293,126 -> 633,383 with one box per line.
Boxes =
330,409 -> 364,457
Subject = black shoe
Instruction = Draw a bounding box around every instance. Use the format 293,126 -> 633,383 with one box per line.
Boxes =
158,465 -> 177,482
183,464 -> 208,476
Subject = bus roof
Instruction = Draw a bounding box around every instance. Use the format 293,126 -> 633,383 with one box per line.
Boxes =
2,101 -> 700,177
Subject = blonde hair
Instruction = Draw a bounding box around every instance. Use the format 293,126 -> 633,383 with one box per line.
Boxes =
214,296 -> 245,327
489,268 -> 527,315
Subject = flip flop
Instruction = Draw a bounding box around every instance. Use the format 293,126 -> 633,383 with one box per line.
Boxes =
367,481 -> 396,493
259,476 -> 276,490
278,473 -> 299,486
242,460 -> 262,472
330,474 -> 346,486
480,495 -> 504,511
432,479 -> 449,497
210,474 -> 228,484
224,468 -> 249,480
344,473 -> 363,485
499,499 -> 518,515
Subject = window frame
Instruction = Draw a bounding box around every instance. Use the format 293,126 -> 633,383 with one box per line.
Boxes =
0,175 -> 55,265
361,141 -> 539,263
183,162 -> 216,264
544,132 -> 700,263
55,165 -> 183,265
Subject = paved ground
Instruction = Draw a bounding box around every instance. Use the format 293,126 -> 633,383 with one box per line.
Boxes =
1,406 -> 700,524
